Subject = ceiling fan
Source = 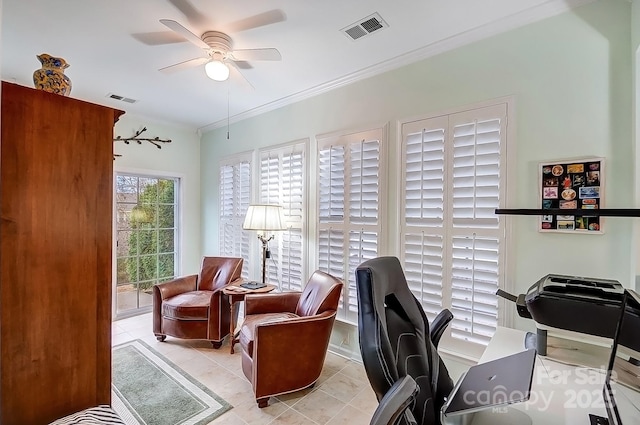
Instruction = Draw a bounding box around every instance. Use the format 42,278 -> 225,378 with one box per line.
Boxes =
158,14 -> 283,84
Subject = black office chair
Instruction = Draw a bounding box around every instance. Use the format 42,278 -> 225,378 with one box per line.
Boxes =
356,256 -> 454,425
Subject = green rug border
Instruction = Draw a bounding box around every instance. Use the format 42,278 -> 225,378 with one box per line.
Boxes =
112,339 -> 233,425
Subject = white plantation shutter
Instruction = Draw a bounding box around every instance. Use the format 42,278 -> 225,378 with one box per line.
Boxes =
283,152 -> 304,222
450,235 -> 500,344
349,141 -> 379,224
219,158 -> 252,279
403,232 -> 444,318
318,129 -> 383,323
451,116 -> 502,228
280,228 -> 303,291
319,146 -> 345,222
220,165 -> 234,219
260,155 -> 279,203
259,143 -> 306,290
448,108 -> 503,346
403,116 -> 448,319
401,103 -> 507,354
404,120 -> 446,227
347,230 -> 378,322
319,228 -> 346,312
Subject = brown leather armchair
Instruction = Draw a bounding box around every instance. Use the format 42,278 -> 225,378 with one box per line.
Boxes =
153,256 -> 243,348
239,270 -> 343,408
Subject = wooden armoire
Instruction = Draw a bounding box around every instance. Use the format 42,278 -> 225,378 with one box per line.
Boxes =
0,82 -> 124,424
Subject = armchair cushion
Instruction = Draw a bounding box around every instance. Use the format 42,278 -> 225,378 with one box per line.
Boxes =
239,312 -> 298,355
244,292 -> 301,316
162,290 -> 214,320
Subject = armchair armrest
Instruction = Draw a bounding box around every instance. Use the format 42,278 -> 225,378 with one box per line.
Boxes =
430,308 -> 453,349
153,275 -> 198,300
245,292 -> 301,315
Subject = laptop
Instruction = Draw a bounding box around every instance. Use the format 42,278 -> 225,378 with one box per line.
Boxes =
600,289 -> 640,425
441,348 -> 536,417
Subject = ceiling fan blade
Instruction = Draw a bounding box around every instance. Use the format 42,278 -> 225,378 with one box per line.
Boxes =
233,61 -> 253,70
167,0 -> 209,27
132,31 -> 186,46
230,48 -> 281,62
226,9 -> 286,33
159,57 -> 209,74
227,61 -> 254,90
160,19 -> 209,50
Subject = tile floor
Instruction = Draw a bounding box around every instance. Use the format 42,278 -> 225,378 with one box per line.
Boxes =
113,313 -> 379,425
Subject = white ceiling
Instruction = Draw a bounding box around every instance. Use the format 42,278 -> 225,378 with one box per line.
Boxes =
1,0 -> 591,132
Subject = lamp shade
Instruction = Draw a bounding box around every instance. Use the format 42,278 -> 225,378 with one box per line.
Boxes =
205,60 -> 230,81
242,204 -> 287,231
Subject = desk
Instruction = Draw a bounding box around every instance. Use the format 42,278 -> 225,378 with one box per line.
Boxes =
222,282 -> 276,354
450,327 -> 611,425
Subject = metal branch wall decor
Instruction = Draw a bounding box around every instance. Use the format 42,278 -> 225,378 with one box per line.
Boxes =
113,127 -> 171,158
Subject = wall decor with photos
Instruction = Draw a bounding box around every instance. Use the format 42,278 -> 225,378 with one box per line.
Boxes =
539,157 -> 604,233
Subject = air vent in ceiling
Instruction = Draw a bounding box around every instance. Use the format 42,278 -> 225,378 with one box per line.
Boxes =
341,13 -> 388,41
107,93 -> 138,104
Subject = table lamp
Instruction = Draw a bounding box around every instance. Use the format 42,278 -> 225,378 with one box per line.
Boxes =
242,204 -> 287,283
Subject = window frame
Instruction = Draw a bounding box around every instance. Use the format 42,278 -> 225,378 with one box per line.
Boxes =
257,139 -> 309,291
398,98 -> 515,359
113,169 -> 182,319
315,125 -> 388,323
219,152 -> 253,279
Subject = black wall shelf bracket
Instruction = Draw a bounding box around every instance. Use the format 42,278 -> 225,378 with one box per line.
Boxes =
495,208 -> 640,217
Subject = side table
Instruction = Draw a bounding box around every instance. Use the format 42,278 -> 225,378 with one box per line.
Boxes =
223,281 -> 276,354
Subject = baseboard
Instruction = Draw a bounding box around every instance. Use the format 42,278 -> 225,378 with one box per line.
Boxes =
328,342 -> 362,362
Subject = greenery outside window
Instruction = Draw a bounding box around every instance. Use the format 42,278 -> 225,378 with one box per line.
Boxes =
115,173 -> 178,316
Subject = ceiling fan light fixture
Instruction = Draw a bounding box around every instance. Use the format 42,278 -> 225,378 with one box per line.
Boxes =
205,60 -> 230,81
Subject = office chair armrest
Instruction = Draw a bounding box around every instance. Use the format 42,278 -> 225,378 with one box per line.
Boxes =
430,308 -> 453,348
153,275 -> 198,300
245,292 -> 301,315
369,375 -> 418,425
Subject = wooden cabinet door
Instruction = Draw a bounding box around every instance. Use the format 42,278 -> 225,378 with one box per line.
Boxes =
0,82 -> 123,425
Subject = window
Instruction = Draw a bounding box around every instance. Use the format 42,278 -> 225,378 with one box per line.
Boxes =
400,103 -> 508,356
259,142 -> 306,291
115,173 -> 178,316
317,128 -> 384,323
219,155 -> 252,279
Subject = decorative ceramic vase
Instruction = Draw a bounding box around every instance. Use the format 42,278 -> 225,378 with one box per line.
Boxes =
32,54 -> 72,96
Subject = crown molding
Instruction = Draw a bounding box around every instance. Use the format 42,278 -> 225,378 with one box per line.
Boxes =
198,0 -> 596,134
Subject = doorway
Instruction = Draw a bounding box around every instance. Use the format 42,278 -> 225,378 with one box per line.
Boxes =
115,173 -> 179,318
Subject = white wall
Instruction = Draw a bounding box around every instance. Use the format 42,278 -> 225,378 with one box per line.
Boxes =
200,0 -> 634,358
632,0 -> 640,288
114,114 -> 202,276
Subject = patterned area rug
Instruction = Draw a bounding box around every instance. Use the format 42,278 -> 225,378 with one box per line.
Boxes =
112,340 -> 232,425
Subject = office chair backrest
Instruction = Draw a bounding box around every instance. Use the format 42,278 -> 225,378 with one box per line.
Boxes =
356,256 -> 454,425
